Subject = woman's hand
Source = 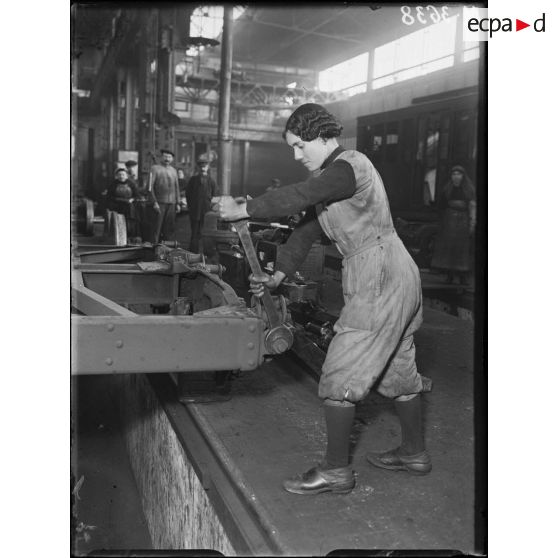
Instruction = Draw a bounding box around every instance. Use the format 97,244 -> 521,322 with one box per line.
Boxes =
448,200 -> 467,210
249,271 -> 286,298
211,196 -> 249,221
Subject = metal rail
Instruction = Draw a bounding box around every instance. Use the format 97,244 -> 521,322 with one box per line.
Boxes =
148,373 -> 290,556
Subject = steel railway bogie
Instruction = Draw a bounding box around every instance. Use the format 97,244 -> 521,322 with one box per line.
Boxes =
71,243 -> 293,375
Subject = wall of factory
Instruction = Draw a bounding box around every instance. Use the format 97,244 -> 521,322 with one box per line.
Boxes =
326,59 -> 480,140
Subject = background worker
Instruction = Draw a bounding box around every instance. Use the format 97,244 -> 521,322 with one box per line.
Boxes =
185,156 -> 217,253
148,148 -> 181,243
431,165 -> 476,285
103,167 -> 140,240
214,103 -> 430,495
125,160 -> 139,186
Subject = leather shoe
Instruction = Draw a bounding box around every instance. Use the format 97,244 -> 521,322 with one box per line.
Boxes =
283,465 -> 355,495
366,448 -> 432,475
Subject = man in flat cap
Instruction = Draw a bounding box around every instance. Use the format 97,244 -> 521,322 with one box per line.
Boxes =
147,149 -> 181,243
125,160 -> 138,185
185,156 -> 217,253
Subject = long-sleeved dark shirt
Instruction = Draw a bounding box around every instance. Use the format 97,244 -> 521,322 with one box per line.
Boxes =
106,178 -> 139,205
246,146 -> 356,277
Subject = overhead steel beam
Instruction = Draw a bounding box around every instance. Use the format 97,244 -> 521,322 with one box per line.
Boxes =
248,8 -> 364,48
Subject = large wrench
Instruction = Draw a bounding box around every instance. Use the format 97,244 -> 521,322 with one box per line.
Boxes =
233,219 -> 293,354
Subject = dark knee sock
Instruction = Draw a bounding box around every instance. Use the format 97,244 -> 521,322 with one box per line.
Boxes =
394,395 -> 425,455
323,401 -> 355,469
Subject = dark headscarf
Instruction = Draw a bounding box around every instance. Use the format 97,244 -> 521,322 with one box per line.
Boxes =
443,165 -> 476,201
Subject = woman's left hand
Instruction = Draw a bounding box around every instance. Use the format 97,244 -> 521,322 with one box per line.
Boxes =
211,196 -> 249,221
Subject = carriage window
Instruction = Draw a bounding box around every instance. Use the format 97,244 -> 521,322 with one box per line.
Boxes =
453,112 -> 472,163
386,122 -> 399,163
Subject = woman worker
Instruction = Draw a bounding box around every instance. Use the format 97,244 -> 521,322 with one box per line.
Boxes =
213,103 -> 430,495
431,165 -> 476,285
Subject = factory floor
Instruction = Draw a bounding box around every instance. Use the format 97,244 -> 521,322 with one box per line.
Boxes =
71,216 -> 482,554
71,376 -> 152,555
72,307 -> 481,555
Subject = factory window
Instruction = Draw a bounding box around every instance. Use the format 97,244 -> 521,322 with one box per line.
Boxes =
318,52 -> 369,97
463,46 -> 480,62
372,15 -> 457,89
174,100 -> 191,118
187,6 -> 246,56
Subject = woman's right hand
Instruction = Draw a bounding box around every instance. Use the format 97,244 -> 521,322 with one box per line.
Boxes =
249,271 -> 285,297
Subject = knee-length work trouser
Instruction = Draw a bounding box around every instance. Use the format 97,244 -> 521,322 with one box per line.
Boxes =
319,235 -> 424,403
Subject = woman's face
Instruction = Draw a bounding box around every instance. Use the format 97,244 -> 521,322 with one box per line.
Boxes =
451,170 -> 464,186
177,170 -> 184,179
115,170 -> 128,182
285,131 -> 329,172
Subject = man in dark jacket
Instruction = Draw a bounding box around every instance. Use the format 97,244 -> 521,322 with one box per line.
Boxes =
185,157 -> 217,253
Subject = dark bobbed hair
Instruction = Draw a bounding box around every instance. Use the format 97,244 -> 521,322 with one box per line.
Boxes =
282,103 -> 343,141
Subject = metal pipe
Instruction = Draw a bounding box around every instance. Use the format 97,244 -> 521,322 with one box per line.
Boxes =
217,6 -> 234,195
242,140 -> 250,197
125,69 -> 134,148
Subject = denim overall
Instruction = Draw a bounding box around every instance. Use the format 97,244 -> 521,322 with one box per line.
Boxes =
316,151 -> 424,402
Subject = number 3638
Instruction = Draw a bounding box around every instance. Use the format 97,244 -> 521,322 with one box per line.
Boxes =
401,5 -> 450,26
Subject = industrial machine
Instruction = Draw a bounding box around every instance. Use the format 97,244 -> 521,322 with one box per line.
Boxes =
71,241 -> 294,377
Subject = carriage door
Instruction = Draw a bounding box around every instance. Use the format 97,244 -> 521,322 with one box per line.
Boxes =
415,113 -> 440,207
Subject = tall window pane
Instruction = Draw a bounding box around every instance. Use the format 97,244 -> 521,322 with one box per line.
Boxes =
373,15 -> 458,89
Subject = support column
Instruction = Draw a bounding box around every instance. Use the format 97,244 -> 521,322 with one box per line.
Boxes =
366,49 -> 374,92
242,140 -> 250,197
454,7 -> 465,64
217,6 -> 233,195
125,69 -> 134,149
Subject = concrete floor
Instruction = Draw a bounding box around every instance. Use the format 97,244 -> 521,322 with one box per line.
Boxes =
192,307 -> 477,555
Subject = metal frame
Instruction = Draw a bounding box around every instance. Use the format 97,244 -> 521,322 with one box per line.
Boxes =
71,246 -> 268,375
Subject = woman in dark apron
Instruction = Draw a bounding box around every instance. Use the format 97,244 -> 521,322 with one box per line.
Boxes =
431,165 -> 476,284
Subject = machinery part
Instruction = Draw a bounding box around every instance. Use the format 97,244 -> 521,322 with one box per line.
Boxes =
153,245 -> 225,277
104,209 -> 127,246
84,198 -> 95,236
264,326 -> 293,355
304,321 -> 335,350
279,280 -> 319,303
71,240 -> 267,375
74,197 -> 95,236
233,219 -> 293,354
